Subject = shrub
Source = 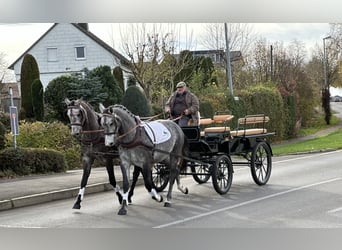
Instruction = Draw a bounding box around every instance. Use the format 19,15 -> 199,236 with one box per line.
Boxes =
5,121 -> 81,169
44,75 -> 74,122
199,101 -> 214,118
31,79 -> 44,121
20,54 -> 40,119
121,86 -> 151,116
239,84 -> 285,141
0,147 -> 67,178
0,121 -> 6,150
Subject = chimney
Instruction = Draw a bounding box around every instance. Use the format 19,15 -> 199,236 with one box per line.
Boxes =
77,23 -> 89,31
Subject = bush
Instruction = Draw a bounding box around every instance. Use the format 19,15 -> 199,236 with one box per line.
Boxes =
121,86 -> 151,116
5,121 -> 81,169
31,79 -> 44,121
0,121 -> 6,150
239,84 -> 285,141
20,54 -> 40,119
0,111 -> 11,130
199,101 -> 214,118
0,147 -> 67,178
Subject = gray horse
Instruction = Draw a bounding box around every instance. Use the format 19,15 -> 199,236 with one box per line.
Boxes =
99,104 -> 189,215
65,99 -> 141,209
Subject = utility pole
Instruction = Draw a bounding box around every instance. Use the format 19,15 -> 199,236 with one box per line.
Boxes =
224,23 -> 234,96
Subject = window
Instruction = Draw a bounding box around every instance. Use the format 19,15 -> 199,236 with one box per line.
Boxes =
75,46 -> 86,60
47,47 -> 57,62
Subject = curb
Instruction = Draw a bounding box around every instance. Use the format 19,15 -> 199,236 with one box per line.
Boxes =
0,178 -> 144,212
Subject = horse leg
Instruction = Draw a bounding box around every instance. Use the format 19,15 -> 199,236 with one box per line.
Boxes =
128,166 -> 141,204
176,173 -> 189,194
141,166 -> 163,203
164,164 -> 177,207
176,157 -> 188,194
73,156 -> 92,209
118,162 -> 131,215
105,159 -> 123,205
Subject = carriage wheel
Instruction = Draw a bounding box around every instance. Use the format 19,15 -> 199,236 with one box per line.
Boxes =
151,163 -> 169,192
251,141 -> 272,185
212,154 -> 233,195
191,162 -> 211,184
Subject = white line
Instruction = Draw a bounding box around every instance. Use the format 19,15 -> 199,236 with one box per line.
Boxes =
154,177 -> 342,228
328,207 -> 342,214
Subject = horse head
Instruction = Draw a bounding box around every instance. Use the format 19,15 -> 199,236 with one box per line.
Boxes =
99,103 -> 122,147
65,98 -> 88,136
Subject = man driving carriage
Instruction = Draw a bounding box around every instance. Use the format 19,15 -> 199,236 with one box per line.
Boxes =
165,81 -> 200,126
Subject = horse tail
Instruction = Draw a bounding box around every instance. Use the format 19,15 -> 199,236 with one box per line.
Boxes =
180,137 -> 189,171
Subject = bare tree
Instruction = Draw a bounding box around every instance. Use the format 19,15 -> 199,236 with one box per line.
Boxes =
117,23 -> 195,101
200,23 -> 255,56
0,52 -> 8,83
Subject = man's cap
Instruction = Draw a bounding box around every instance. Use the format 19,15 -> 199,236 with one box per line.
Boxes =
176,81 -> 186,88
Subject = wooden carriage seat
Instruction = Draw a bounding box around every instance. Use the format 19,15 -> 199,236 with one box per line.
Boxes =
230,115 -> 269,137
203,115 -> 234,134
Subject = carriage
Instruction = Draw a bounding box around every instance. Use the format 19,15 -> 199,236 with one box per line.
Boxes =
66,99 -> 274,215
151,113 -> 275,195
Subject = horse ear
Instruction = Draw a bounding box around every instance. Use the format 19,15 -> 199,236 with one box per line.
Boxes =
99,103 -> 106,113
109,106 -> 115,114
65,98 -> 71,105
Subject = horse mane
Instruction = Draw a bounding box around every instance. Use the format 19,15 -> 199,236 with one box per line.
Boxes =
112,104 -> 136,120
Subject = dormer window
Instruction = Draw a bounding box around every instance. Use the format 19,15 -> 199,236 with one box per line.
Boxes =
75,46 -> 86,60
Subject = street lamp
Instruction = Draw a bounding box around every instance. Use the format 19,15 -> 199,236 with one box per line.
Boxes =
322,35 -> 332,125
323,35 -> 332,89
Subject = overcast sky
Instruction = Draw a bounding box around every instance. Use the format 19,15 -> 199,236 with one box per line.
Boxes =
2,22 -> 340,95
0,23 -> 331,66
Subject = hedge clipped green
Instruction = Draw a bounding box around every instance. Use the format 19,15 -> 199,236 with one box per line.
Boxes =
239,85 -> 285,141
5,121 -> 81,170
0,147 -> 67,178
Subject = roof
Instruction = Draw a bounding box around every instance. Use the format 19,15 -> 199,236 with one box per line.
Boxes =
8,23 -> 131,70
192,49 -> 242,62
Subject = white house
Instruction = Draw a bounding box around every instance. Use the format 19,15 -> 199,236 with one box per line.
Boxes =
8,23 -> 132,90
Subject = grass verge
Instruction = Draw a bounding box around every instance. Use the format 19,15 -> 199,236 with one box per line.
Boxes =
272,127 -> 342,156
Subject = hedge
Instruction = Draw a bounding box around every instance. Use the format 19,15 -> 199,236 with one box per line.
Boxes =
0,147 -> 67,178
5,121 -> 81,170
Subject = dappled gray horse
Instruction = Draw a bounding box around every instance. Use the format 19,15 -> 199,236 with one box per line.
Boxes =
65,99 -> 141,209
99,104 -> 189,215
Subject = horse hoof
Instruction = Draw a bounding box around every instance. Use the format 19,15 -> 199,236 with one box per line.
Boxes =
164,202 -> 171,207
72,203 -> 81,209
152,195 -> 163,203
185,187 -> 189,194
118,208 -> 127,215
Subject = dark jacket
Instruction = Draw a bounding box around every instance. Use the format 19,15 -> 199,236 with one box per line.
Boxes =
165,90 -> 199,125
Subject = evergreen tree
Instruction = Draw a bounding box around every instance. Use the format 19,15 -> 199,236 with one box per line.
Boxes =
121,86 -> 151,116
89,65 -> 123,106
67,68 -> 108,107
20,54 -> 40,118
44,75 -> 75,122
31,79 -> 44,121
113,66 -> 124,91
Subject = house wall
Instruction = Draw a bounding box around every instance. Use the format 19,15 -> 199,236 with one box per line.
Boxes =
13,23 -> 124,89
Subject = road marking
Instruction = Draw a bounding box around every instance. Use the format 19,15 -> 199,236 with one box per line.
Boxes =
154,177 -> 342,228
328,207 -> 342,214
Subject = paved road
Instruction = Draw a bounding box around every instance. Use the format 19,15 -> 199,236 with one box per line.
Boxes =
1,150 -> 341,228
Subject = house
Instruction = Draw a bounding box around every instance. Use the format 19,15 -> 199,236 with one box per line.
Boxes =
0,82 -> 20,112
191,49 -> 243,67
8,23 -> 132,90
